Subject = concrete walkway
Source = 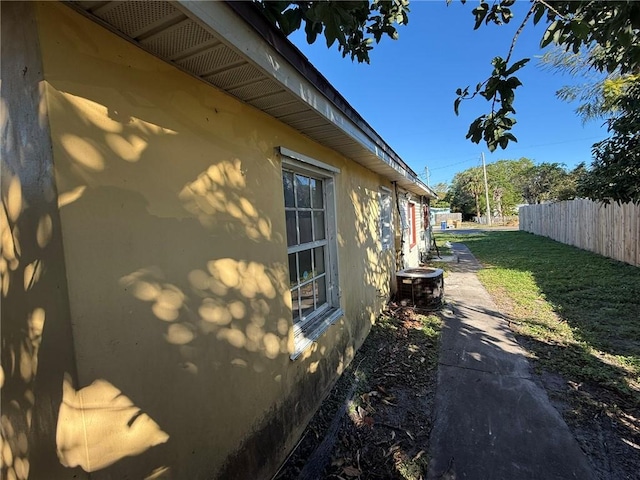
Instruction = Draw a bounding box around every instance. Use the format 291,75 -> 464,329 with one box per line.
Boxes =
427,243 -> 596,480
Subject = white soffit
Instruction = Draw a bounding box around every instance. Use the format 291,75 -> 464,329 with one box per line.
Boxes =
68,1 -> 434,198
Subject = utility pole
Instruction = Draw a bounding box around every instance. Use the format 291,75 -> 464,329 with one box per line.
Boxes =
481,152 -> 492,226
424,166 -> 430,187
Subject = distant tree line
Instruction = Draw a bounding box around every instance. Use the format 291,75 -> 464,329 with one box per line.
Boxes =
436,158 -> 589,219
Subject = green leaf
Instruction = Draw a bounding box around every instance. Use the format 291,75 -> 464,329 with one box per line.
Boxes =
501,9 -> 513,24
505,76 -> 523,88
482,78 -> 499,99
532,3 -> 546,25
618,29 -> 632,48
504,58 -> 530,76
280,8 -> 303,35
491,56 -> 506,72
499,87 -> 515,108
466,116 -> 485,144
454,97 -> 462,116
304,20 -> 320,44
541,20 -> 559,48
323,14 -> 343,48
569,20 -> 590,39
472,3 -> 489,30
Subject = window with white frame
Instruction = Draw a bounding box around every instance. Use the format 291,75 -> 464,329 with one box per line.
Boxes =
380,188 -> 392,251
281,148 -> 342,358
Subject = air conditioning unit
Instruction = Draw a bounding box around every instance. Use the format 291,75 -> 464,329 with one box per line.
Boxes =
396,267 -> 444,308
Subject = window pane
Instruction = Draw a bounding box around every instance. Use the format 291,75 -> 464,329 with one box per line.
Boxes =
298,249 -> 312,283
295,175 -> 311,208
283,171 -> 294,207
311,178 -> 323,208
300,282 -> 314,318
299,211 -> 312,244
291,288 -> 299,322
380,192 -> 392,250
410,204 -> 416,244
316,276 -> 326,306
381,193 -> 391,225
382,224 -> 391,249
314,247 -> 325,275
313,211 -> 325,240
286,211 -> 297,246
288,253 -> 297,287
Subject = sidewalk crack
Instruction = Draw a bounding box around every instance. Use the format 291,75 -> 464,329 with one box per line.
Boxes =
438,361 -> 531,379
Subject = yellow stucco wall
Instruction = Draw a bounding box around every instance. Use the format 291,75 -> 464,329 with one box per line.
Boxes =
33,2 -> 396,478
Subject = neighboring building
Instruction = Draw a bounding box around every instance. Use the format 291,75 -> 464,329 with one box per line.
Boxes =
1,2 -> 435,479
398,192 -> 433,267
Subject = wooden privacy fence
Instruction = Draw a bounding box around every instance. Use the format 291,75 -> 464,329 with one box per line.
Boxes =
519,198 -> 640,267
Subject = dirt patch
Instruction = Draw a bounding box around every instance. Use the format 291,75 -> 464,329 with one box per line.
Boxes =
274,307 -> 442,480
536,367 -> 640,479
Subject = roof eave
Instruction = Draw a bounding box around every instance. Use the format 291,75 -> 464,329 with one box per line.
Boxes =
66,0 -> 434,198
178,1 -> 433,198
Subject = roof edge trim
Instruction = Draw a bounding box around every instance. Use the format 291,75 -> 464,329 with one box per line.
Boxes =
176,0 -> 432,196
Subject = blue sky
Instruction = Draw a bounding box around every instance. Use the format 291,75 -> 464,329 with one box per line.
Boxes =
289,0 -> 608,187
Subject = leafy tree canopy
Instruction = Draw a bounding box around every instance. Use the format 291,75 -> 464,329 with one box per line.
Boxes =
431,182 -> 451,208
520,162 -> 570,204
448,167 -> 484,219
256,1 -> 639,146
579,81 -> 640,204
539,46 -> 640,204
254,0 -> 409,63
539,46 -> 639,125
448,158 -> 583,216
486,158 -> 532,214
453,0 -> 639,153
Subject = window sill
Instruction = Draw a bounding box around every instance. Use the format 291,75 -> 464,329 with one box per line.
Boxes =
290,308 -> 344,360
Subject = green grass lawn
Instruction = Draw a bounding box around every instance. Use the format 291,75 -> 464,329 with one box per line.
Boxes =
434,231 -> 640,404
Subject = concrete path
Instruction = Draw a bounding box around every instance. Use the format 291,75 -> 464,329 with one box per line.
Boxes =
427,244 -> 596,480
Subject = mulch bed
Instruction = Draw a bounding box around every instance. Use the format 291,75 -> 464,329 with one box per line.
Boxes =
274,306 -> 442,480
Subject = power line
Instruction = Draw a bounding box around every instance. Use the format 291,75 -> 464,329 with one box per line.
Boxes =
422,157 -> 478,173
422,135 -> 604,168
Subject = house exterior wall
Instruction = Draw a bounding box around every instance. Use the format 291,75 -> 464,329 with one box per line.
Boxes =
1,2 -> 398,479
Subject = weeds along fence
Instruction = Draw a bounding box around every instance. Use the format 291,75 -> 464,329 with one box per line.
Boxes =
519,198 -> 640,267
474,215 -> 519,226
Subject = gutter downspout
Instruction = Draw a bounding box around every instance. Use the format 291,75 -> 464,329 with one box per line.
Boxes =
393,182 -> 404,271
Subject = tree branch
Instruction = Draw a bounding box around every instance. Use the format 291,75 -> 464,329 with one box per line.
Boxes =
534,0 -> 568,21
505,4 -> 535,64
